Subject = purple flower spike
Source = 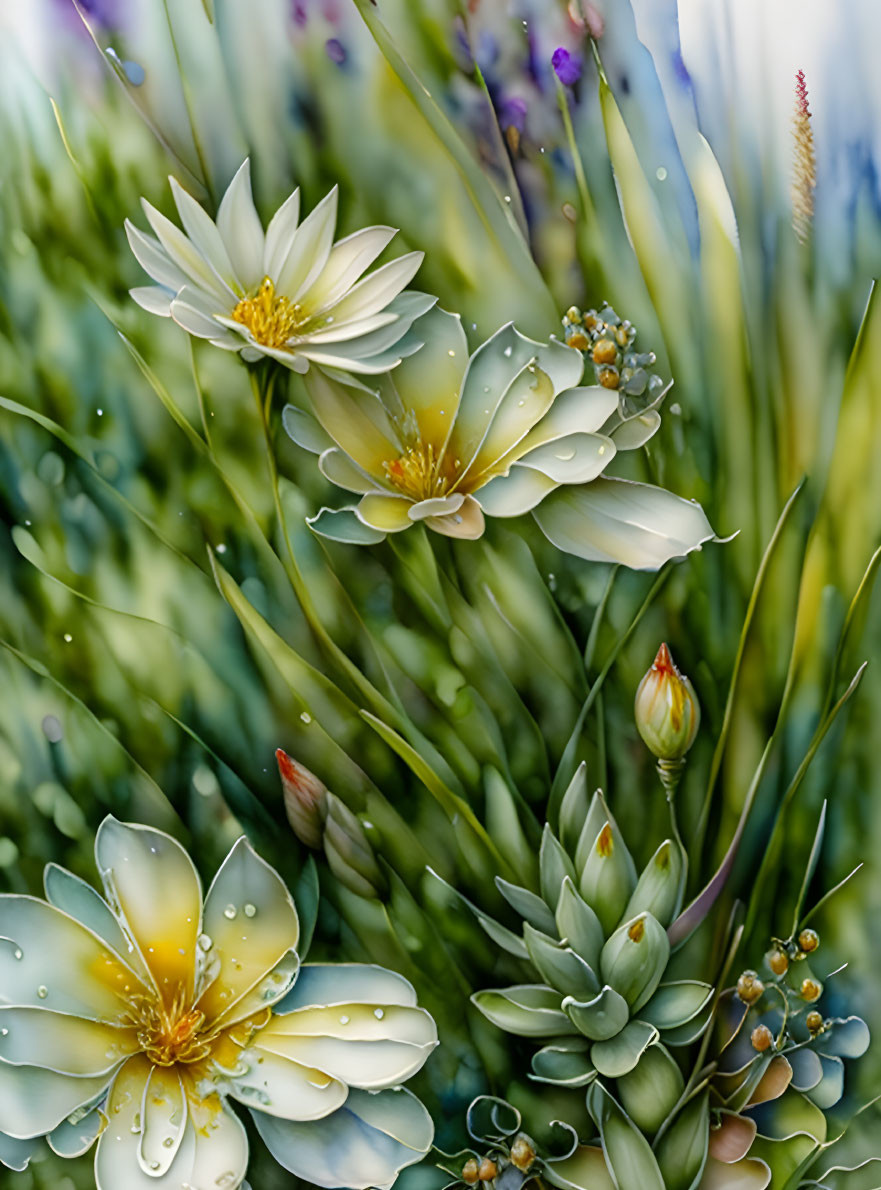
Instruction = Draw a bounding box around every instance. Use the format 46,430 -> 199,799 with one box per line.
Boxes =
325,37 -> 347,65
552,46 -> 582,87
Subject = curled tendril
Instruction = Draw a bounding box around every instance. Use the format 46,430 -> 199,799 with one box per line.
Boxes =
543,1119 -> 580,1163
466,1096 -> 523,1145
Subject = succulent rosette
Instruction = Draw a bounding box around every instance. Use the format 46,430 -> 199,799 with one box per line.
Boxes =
287,307 -> 715,567
126,159 -> 433,374
0,818 -> 437,1189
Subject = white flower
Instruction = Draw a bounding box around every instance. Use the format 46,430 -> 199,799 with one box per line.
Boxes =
0,819 -> 436,1190
126,159 -> 434,374
286,307 -> 714,567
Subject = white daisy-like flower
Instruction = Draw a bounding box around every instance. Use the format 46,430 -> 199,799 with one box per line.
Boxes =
0,818 -> 436,1190
286,307 -> 715,568
126,159 -> 435,374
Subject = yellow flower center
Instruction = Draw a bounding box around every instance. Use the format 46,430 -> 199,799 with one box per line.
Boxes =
383,440 -> 460,502
127,987 -> 218,1067
231,277 -> 305,349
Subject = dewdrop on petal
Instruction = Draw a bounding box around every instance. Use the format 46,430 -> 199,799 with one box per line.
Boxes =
635,643 -> 701,762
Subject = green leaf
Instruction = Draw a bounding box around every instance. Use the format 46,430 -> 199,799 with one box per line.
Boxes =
557,762 -> 590,855
531,1038 -> 597,1089
523,923 -> 599,1000
600,914 -> 669,1012
591,1020 -> 658,1079
496,878 -> 558,935
640,982 -> 714,1031
625,840 -> 684,928
555,877 -> 605,971
545,1145 -> 616,1190
655,1092 -> 710,1190
588,1082 -> 665,1190
471,985 -> 575,1038
540,825 -> 578,907
563,985 -> 629,1042
617,1044 -> 684,1134
578,819 -> 637,936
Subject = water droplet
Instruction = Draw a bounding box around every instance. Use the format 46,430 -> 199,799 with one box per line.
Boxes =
12,948 -> 22,961
216,543 -> 227,555
37,986 -> 48,999
656,166 -> 668,181
197,934 -> 213,952
503,346 -> 513,358
223,905 -> 237,920
97,408 -> 104,416
0,1028 -> 8,1037
598,445 -> 606,456
447,349 -> 455,356
243,903 -> 257,918
150,1161 -> 161,1171
373,1008 -> 384,1020
504,194 -> 511,203
300,711 -> 312,724
555,446 -> 576,461
339,1015 -> 350,1025
63,633 -> 73,643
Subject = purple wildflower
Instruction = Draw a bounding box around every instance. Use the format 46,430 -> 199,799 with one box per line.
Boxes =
552,46 -> 582,87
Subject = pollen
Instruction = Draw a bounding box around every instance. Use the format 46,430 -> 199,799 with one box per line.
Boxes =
231,277 -> 306,348
126,987 -> 216,1067
383,440 -> 458,502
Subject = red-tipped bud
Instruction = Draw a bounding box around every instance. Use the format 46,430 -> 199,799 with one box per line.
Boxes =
276,748 -> 326,848
634,644 -> 701,761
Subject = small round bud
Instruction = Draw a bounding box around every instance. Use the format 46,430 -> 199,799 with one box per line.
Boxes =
736,970 -> 765,1005
462,1158 -> 480,1185
806,1010 -> 824,1035
592,338 -> 618,365
751,1024 -> 773,1052
615,326 -> 630,347
566,330 -> 590,351
565,306 -> 582,324
598,365 -> 620,389
766,947 -> 789,977
477,1157 -> 498,1181
276,749 -> 327,848
635,643 -> 701,762
798,928 -> 819,954
510,1134 -> 536,1172
800,978 -> 822,1003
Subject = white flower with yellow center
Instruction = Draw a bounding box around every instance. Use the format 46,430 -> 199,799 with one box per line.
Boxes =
287,308 -> 714,567
126,159 -> 434,374
0,819 -> 437,1190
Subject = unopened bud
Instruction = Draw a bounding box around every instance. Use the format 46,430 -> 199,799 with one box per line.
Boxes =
634,644 -> 700,762
798,928 -> 819,954
800,978 -> 822,1003
276,748 -> 326,848
736,970 -> 765,1005
592,338 -> 618,365
565,306 -> 582,323
598,365 -> 620,389
462,1158 -> 480,1185
477,1157 -> 498,1181
583,0 -> 605,38
323,793 -> 386,900
510,1134 -> 536,1172
806,1011 -> 824,1035
751,1024 -> 773,1052
766,947 -> 789,977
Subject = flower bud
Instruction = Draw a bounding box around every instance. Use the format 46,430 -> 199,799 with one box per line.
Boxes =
592,338 -> 618,366
462,1158 -> 480,1185
600,912 -> 670,1012
806,1011 -> 824,1035
798,928 -> 819,954
510,1134 -> 536,1172
477,1157 -> 498,1181
323,793 -> 386,900
751,1024 -> 773,1052
766,947 -> 789,977
736,970 -> 765,1005
276,748 -> 326,848
634,644 -> 700,762
800,978 -> 822,1003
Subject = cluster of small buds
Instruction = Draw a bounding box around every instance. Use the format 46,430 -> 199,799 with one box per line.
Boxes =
460,1135 -> 536,1186
562,303 -> 664,399
764,929 -> 821,978
736,970 -> 765,1006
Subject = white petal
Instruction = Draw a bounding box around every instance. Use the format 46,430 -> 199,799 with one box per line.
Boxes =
226,1046 -> 347,1121
462,361 -> 556,482
516,385 -> 622,447
263,187 -> 301,278
300,225 -> 398,312
216,160 -> 266,292
48,1106 -> 104,1158
0,895 -> 145,1020
612,410 -> 662,450
379,307 -> 467,446
532,478 -> 716,569
282,405 -> 335,454
0,1006 -> 138,1075
0,1131 -> 37,1170
252,1086 -> 433,1190
130,286 -> 173,316
275,187 -> 339,298
277,964 -> 419,1012
516,432 -> 616,483
43,863 -> 150,983
319,448 -> 386,494
139,1065 -> 187,1176
169,176 -> 239,291
124,221 -> 188,293
322,252 -> 423,325
170,297 -> 229,340
356,493 -> 414,533
409,493 -> 465,521
95,818 -> 203,1008
187,1093 -> 249,1190
425,495 -> 486,540
474,467 -> 559,517
299,311 -> 398,346
196,837 -> 299,1027
141,200 -> 233,305
303,368 -> 399,476
95,1057 -> 196,1190
0,1062 -> 112,1139
307,507 -> 387,545
253,1002 -> 437,1089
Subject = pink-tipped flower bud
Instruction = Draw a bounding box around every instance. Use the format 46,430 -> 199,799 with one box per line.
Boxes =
276,748 -> 326,849
634,644 -> 701,761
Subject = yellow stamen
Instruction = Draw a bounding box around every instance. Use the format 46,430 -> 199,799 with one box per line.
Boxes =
232,277 -> 305,348
383,440 -> 458,502
125,986 -> 216,1067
